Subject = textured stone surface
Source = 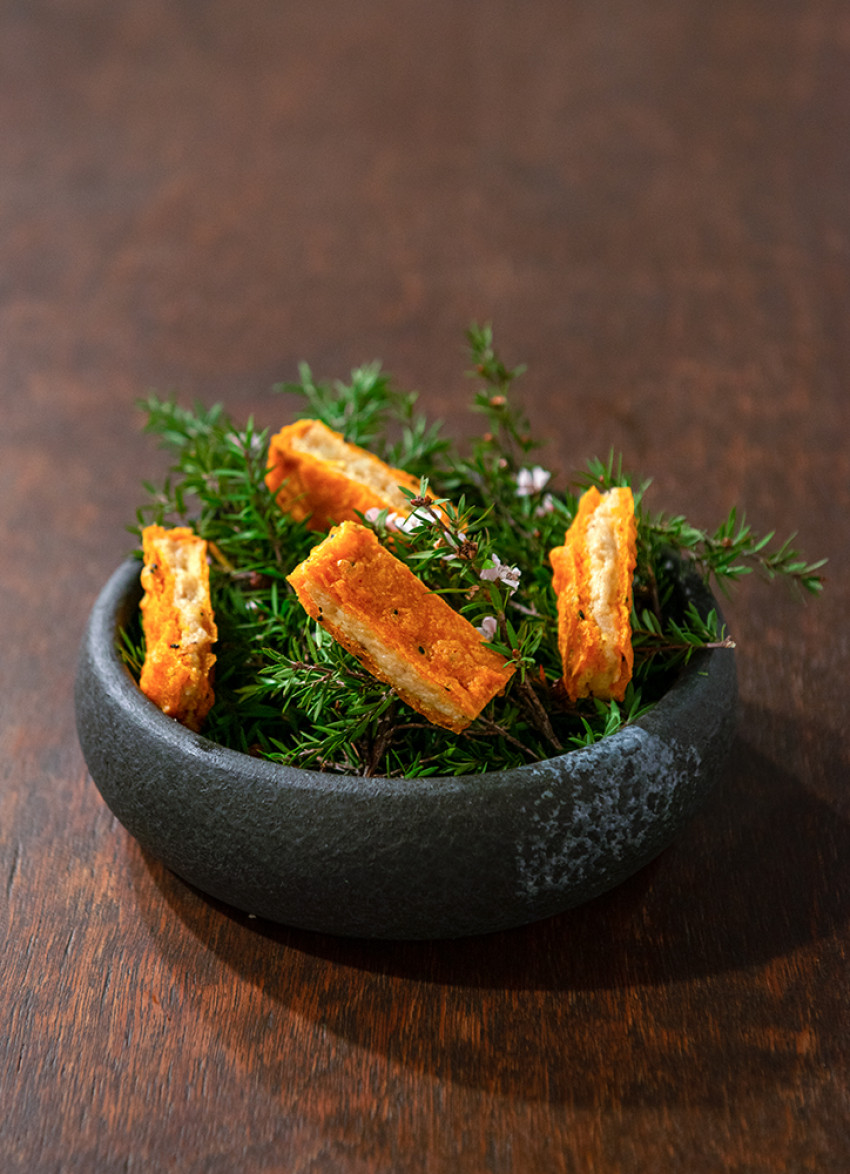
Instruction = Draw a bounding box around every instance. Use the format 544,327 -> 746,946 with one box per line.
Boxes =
75,560 -> 738,938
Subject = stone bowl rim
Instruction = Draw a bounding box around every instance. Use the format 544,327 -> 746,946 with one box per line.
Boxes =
74,557 -> 738,939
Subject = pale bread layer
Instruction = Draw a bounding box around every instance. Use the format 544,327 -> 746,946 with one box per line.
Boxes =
584,492 -> 624,691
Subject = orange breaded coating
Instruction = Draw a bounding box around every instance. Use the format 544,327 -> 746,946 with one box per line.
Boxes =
549,486 -> 637,703
139,525 -> 218,732
265,418 -> 421,532
287,521 -> 516,734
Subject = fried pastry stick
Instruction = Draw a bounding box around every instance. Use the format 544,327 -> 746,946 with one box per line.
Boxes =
549,486 -> 637,703
287,521 -> 515,734
265,418 -> 421,532
139,525 -> 218,731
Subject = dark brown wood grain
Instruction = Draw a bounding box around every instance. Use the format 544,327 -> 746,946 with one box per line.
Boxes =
2,1 -> 848,1170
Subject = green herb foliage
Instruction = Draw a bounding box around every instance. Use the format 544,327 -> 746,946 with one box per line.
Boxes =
126,325 -> 824,777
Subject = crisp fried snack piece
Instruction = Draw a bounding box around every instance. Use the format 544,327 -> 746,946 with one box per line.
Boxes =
265,418 -> 421,532
139,525 -> 218,732
287,521 -> 516,734
549,486 -> 637,703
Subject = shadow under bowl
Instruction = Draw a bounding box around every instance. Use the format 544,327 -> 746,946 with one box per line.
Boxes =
75,559 -> 737,940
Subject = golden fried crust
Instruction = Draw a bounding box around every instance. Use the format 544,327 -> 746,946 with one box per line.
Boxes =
287,521 -> 515,733
265,418 -> 421,532
139,525 -> 218,732
549,486 -> 637,703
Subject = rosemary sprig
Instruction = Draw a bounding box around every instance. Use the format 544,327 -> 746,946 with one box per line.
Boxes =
121,327 -> 824,777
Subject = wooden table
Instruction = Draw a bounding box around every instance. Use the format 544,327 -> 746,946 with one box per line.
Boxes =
3,2 -> 848,1170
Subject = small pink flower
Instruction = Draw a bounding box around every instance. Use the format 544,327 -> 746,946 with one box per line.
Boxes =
534,493 -> 556,517
479,554 -> 521,594
515,466 -> 551,497
364,507 -> 425,534
396,510 -> 426,533
476,615 -> 498,640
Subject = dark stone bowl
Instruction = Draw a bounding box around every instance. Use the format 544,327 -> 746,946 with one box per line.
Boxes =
75,559 -> 737,940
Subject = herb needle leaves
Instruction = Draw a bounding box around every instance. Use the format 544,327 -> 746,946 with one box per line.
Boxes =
124,327 -> 824,777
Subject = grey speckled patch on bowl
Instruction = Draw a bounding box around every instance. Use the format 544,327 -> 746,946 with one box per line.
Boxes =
75,560 -> 737,939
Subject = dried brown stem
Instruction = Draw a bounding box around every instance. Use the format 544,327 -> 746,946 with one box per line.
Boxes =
364,701 -> 399,776
516,678 -> 563,753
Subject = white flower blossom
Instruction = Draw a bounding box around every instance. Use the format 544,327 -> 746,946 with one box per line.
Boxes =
237,430 -> 265,457
396,510 -> 426,533
476,615 -> 499,640
534,493 -> 556,517
479,554 -> 521,594
515,466 -> 551,497
364,507 -> 425,533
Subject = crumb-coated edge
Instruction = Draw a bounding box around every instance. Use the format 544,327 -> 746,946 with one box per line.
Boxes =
265,418 -> 421,531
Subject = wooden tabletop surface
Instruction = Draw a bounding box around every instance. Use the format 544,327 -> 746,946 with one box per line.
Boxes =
2,2 -> 848,1170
